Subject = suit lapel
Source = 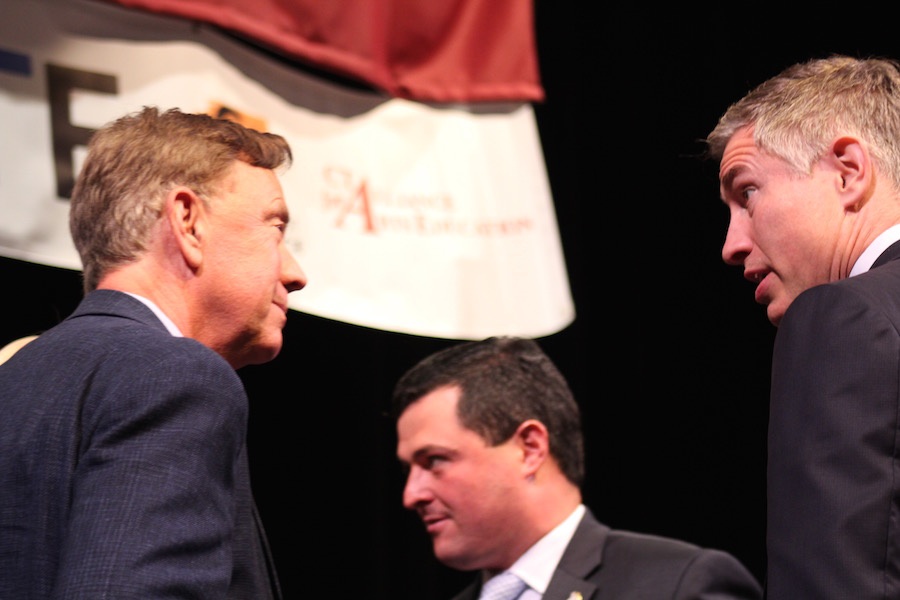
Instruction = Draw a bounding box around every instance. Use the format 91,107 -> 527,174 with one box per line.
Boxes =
871,239 -> 900,269
450,580 -> 480,600
543,510 -> 604,600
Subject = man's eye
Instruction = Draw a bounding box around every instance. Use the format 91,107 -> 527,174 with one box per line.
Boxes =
424,455 -> 447,469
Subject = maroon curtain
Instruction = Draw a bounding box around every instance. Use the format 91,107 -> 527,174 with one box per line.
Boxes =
99,0 -> 544,103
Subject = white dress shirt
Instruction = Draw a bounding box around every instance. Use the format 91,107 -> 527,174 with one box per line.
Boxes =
484,504 -> 586,599
850,224 -> 900,277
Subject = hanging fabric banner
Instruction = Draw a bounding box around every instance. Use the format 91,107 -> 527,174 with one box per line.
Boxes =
0,0 -> 574,340
98,0 -> 545,103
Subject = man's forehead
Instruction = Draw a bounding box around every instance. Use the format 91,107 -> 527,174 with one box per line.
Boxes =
719,129 -> 761,181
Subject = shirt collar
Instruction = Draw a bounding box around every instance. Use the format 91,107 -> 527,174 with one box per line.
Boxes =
124,292 -> 183,337
504,504 -> 585,594
850,224 -> 900,276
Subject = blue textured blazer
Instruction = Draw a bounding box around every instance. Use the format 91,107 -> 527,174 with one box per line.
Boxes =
0,290 -> 280,599
452,509 -> 762,600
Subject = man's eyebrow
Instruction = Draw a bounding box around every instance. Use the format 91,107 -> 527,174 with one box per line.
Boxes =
720,165 -> 746,193
268,203 -> 290,224
410,445 -> 455,463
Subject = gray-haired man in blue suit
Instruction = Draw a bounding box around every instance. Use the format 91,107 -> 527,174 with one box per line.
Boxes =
0,106 -> 306,598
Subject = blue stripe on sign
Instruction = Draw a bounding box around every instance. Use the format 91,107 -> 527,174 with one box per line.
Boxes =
0,48 -> 31,76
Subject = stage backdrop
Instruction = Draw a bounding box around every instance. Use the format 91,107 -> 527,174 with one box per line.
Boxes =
0,0 -> 572,340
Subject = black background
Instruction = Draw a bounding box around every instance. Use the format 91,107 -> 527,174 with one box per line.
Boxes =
7,5 -> 900,598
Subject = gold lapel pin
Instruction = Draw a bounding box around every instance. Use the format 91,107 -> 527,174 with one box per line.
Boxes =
566,593 -> 583,600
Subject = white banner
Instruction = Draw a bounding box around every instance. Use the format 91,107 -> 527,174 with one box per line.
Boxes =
0,0 -> 574,340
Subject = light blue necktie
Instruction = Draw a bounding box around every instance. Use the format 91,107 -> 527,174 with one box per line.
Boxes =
478,571 -> 528,600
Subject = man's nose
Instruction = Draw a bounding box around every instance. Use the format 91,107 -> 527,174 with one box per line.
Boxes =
721,213 -> 752,267
281,246 -> 307,292
402,466 -> 432,510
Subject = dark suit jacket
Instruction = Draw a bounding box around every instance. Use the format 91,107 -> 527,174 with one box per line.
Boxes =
0,290 -> 280,599
452,509 -> 762,600
767,240 -> 900,599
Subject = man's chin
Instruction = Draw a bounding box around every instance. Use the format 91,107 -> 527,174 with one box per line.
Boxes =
434,552 -> 471,572
253,342 -> 283,364
232,338 -> 282,369
766,300 -> 788,327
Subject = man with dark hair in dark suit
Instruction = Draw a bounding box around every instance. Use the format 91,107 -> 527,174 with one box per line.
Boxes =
0,106 -> 306,598
394,336 -> 762,600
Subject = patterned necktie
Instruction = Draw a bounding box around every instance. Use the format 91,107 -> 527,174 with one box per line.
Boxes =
478,571 -> 528,600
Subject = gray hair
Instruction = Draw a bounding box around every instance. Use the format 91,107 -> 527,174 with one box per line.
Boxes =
707,55 -> 900,190
69,106 -> 292,292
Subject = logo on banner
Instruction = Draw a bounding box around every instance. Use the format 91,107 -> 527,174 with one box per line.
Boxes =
322,166 -> 534,237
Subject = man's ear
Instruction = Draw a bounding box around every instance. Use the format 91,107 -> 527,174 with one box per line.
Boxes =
830,136 -> 873,212
515,419 -> 550,479
166,187 -> 205,269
